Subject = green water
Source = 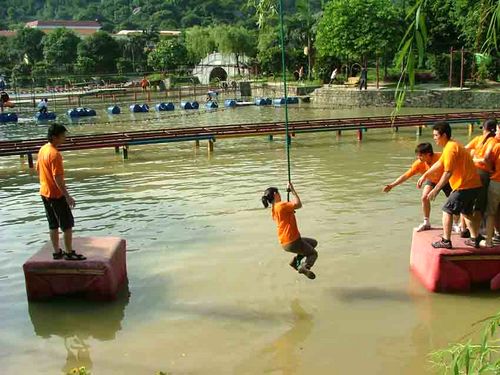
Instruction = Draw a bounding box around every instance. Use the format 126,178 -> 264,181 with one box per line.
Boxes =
0,104 -> 498,374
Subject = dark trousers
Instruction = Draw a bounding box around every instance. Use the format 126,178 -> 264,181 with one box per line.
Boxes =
283,237 -> 318,269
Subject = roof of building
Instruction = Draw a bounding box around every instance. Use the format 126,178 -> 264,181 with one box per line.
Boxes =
0,30 -> 16,37
25,20 -> 101,28
115,30 -> 181,37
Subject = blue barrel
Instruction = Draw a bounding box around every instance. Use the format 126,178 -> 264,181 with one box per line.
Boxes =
205,101 -> 218,109
67,108 -> 79,117
35,112 -> 57,121
129,104 -> 142,113
191,101 -> 199,109
155,103 -> 167,111
224,99 -> 237,108
287,96 -> 299,104
265,98 -> 273,105
181,101 -> 193,110
165,102 -> 175,111
254,98 -> 267,106
273,98 -> 286,106
0,112 -> 18,123
107,105 -> 121,115
87,108 -> 97,116
141,104 -> 149,112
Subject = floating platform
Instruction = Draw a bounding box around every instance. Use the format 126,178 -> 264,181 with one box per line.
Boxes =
410,229 -> 500,292
130,103 -> 149,113
23,237 -> 127,301
155,102 -> 175,112
67,107 -> 96,117
35,112 -> 57,121
0,112 -> 18,123
236,101 -> 254,107
224,99 -> 237,108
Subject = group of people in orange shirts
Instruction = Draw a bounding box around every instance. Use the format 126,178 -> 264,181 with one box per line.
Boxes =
384,118 -> 500,249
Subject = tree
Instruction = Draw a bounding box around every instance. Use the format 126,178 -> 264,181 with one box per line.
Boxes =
77,31 -> 120,73
185,26 -> 217,62
147,38 -> 189,72
315,0 -> 401,63
212,25 -> 257,74
12,27 -> 45,64
42,28 -> 81,69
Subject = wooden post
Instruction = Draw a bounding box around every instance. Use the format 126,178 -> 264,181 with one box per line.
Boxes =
195,140 -> 200,148
147,90 -> 151,102
337,130 -> 342,137
268,135 -> 274,141
357,129 -> 363,141
449,47 -> 454,88
27,153 -> 34,168
134,91 -> 138,102
394,126 -> 399,133
416,126 -> 423,136
208,139 -> 214,153
115,146 -> 120,154
77,96 -> 81,107
122,146 -> 128,160
468,123 -> 474,136
376,56 -> 380,90
460,47 -> 465,89
287,135 -> 292,145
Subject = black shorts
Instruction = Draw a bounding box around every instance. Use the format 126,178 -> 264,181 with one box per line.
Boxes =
424,180 -> 452,197
442,188 -> 481,216
42,196 -> 74,231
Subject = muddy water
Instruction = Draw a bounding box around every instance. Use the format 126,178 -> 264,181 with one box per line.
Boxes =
0,104 -> 498,374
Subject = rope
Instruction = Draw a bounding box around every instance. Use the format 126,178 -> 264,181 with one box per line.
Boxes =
278,0 -> 292,201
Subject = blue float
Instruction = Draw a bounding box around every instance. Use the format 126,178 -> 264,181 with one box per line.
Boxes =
35,112 -> 57,121
273,98 -> 286,106
107,105 -> 121,115
155,102 -> 175,112
266,98 -> 273,105
255,98 -> 269,106
191,101 -> 199,110
67,107 -> 96,117
0,112 -> 18,123
129,104 -> 149,113
224,99 -> 237,108
181,101 -> 193,110
205,101 -> 218,109
287,96 -> 299,104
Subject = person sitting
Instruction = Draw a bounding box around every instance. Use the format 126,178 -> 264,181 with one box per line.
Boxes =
0,91 -> 14,112
383,142 -> 452,231
418,122 -> 482,249
261,182 -> 318,280
38,98 -> 48,114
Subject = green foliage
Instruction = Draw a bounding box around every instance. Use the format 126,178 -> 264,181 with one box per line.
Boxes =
185,26 -> 217,62
42,28 -> 80,67
74,56 -> 96,75
11,27 -> 45,64
0,0 -> 250,32
430,312 -> 500,374
315,0 -> 401,61
212,25 -> 257,58
147,38 -> 189,71
77,31 -> 120,73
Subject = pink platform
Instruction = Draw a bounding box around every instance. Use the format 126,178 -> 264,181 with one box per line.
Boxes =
23,237 -> 127,301
410,229 -> 500,292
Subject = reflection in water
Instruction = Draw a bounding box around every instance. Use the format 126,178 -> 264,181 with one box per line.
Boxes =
238,299 -> 313,374
28,287 -> 129,373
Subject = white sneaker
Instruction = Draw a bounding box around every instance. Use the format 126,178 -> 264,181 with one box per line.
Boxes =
479,239 -> 494,248
452,224 -> 462,234
416,222 -> 431,232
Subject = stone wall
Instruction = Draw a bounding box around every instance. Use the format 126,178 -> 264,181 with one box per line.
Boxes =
311,87 -> 500,109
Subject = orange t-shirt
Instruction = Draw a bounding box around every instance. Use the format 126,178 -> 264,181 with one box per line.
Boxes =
404,152 -> 443,184
466,135 -> 497,171
440,140 -> 481,191
36,143 -> 64,198
140,79 -> 149,88
272,202 -> 300,245
490,143 -> 500,182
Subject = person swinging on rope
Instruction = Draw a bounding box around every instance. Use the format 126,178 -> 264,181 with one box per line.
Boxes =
262,182 -> 318,280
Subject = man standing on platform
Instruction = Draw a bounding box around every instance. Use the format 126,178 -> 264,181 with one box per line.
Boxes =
36,124 -> 86,260
417,121 -> 482,249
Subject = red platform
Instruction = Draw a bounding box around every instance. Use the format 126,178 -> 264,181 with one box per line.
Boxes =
410,229 -> 500,292
23,237 -> 127,301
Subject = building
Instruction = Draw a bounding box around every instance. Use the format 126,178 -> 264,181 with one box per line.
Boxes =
114,30 -> 181,38
25,20 -> 101,37
0,30 -> 16,38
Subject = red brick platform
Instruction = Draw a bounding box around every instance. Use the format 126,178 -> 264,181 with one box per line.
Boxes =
410,229 -> 500,292
23,237 -> 127,301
